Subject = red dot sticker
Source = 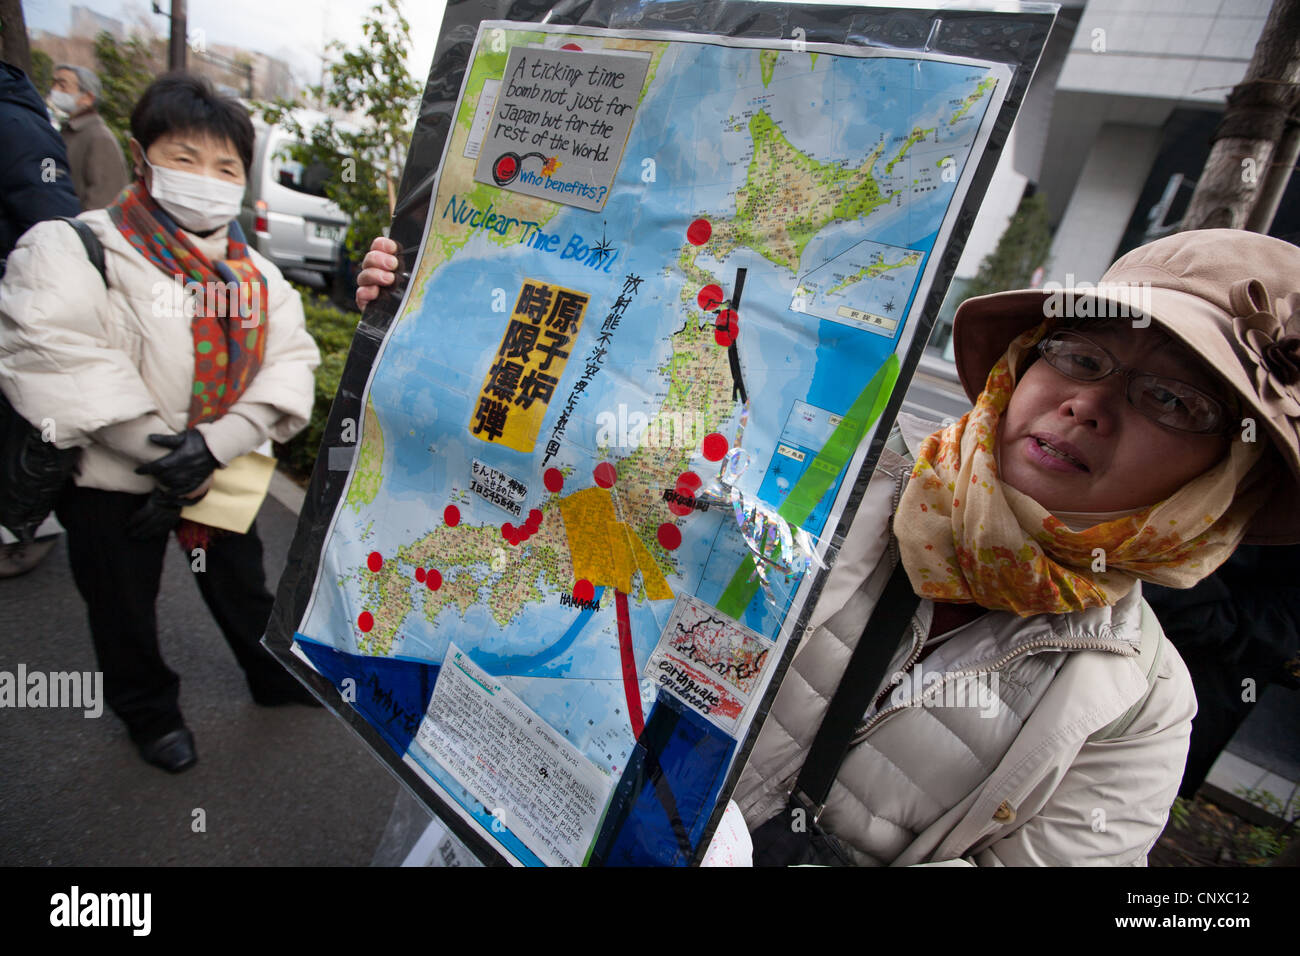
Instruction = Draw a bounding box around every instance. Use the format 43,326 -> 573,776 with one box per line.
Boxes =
686,218 -> 712,245
367,551 -> 383,573
527,508 -> 543,529
426,569 -> 442,591
502,522 -> 518,544
561,42 -> 583,51
671,471 -> 700,515
714,309 -> 738,346
415,567 -> 426,583
357,611 -> 374,632
573,579 -> 595,603
544,468 -> 564,493
593,462 -> 617,488
702,433 -> 729,462
697,284 -> 724,311
657,523 -> 682,550
494,155 -> 517,179
444,505 -> 460,527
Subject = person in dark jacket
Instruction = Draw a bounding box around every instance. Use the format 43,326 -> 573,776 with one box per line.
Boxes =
0,60 -> 82,578
1145,544 -> 1300,799
0,61 -> 81,262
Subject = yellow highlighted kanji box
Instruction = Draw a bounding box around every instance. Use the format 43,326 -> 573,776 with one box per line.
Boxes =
469,278 -> 589,453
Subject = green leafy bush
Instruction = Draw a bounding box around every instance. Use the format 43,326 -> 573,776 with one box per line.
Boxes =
276,289 -> 360,480
1169,796 -> 1191,830
92,30 -> 159,160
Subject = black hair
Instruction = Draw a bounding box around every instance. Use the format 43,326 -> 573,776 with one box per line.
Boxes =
130,71 -> 254,174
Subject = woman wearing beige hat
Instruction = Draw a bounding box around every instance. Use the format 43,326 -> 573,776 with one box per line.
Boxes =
356,228 -> 1300,865
732,228 -> 1300,866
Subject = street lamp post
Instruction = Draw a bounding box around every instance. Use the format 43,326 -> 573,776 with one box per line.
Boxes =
152,0 -> 188,71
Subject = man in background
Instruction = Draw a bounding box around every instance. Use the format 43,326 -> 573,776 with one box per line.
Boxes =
50,64 -> 128,210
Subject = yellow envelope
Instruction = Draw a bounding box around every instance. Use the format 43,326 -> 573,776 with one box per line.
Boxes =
180,451 -> 277,534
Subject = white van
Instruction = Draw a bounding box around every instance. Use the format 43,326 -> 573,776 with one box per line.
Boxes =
240,110 -> 349,291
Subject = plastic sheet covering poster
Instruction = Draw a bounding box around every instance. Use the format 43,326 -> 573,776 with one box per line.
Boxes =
291,21 -> 1010,866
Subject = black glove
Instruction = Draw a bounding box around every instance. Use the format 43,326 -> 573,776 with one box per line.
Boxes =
126,487 -> 192,540
134,429 -> 219,494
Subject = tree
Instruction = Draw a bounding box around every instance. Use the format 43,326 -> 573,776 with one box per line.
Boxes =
1180,0 -> 1300,233
93,30 -> 161,158
964,191 -> 1052,300
259,0 -> 420,261
0,0 -> 33,74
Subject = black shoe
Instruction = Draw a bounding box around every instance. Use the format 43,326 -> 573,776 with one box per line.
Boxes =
137,728 -> 198,773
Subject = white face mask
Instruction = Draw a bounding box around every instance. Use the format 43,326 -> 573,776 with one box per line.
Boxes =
143,157 -> 245,233
49,90 -> 79,116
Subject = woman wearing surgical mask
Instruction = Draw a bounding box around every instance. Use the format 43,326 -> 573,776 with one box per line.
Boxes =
0,72 -> 322,773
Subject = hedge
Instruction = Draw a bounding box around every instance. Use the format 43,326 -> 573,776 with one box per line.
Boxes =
275,289 -> 360,481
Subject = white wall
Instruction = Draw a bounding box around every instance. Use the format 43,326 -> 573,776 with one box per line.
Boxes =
1046,122 -> 1163,283
1059,0 -> 1269,104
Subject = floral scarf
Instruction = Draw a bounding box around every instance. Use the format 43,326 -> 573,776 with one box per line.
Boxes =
895,322 -> 1269,616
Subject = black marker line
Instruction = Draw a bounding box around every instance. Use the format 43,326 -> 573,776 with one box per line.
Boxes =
726,267 -> 748,404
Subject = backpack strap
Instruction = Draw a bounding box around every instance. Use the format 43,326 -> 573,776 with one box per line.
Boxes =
57,217 -> 108,288
791,560 -> 920,822
1088,598 -> 1165,742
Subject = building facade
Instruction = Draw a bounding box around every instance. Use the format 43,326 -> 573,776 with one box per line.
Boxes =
905,0 -> 1291,421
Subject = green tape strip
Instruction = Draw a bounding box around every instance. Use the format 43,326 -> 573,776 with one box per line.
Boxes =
715,353 -> 900,619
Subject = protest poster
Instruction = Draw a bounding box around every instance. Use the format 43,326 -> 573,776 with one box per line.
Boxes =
264,0 -> 1054,866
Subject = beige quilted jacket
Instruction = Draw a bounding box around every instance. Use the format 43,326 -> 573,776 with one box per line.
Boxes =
733,415 -> 1197,865
0,210 -> 319,491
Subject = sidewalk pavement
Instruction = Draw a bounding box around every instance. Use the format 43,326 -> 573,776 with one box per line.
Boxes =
0,474 -> 398,866
1204,684 -> 1300,824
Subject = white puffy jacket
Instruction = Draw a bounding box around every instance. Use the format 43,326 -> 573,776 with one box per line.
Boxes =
0,210 -> 319,491
733,415 -> 1197,865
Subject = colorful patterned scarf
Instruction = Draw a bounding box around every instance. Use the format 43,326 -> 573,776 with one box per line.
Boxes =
108,182 -> 268,546
895,322 -> 1270,616
108,182 -> 267,423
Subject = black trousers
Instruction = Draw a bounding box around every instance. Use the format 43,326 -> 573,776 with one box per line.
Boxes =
55,485 -> 287,743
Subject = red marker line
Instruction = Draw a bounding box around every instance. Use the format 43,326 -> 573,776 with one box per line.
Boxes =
614,589 -> 645,739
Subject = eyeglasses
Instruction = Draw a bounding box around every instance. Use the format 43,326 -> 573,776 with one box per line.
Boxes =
1035,330 -> 1230,434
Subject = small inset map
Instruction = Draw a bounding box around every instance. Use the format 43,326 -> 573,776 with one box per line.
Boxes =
645,593 -> 774,734
792,240 -> 924,337
757,400 -> 848,536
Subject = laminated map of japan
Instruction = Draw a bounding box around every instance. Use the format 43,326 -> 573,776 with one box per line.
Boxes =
289,19 -> 1011,866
